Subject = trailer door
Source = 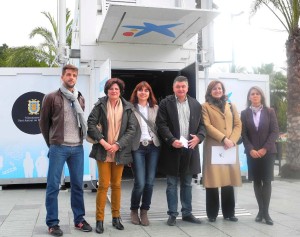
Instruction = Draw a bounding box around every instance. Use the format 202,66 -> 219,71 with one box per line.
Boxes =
99,58 -> 111,98
180,62 -> 197,99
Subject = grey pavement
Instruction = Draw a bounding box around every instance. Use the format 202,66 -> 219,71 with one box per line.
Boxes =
0,167 -> 300,237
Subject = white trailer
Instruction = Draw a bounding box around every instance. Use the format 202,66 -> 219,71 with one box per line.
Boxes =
0,1 -> 270,185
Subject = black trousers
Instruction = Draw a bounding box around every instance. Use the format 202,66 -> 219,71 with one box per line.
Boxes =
206,186 -> 235,219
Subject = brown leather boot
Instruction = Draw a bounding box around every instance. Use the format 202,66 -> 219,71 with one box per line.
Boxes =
130,209 -> 140,225
140,209 -> 149,226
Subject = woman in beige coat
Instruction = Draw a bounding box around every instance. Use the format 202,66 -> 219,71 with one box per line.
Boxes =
202,80 -> 242,223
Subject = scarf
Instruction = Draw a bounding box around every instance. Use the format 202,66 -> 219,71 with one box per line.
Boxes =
60,85 -> 87,138
250,104 -> 263,115
208,96 -> 226,113
106,98 -> 123,162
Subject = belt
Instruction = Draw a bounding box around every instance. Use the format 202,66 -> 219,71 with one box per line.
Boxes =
140,140 -> 153,146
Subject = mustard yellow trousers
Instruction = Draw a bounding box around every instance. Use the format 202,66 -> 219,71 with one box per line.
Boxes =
96,160 -> 124,220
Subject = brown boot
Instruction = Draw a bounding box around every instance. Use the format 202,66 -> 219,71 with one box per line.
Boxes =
140,209 -> 149,226
130,209 -> 140,225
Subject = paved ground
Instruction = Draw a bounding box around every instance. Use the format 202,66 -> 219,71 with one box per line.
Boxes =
0,167 -> 300,237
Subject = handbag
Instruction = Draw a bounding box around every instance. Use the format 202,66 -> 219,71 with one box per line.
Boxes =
86,124 -> 102,144
229,103 -> 243,145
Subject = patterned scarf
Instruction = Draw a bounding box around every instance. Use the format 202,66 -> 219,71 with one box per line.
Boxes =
60,85 -> 87,138
250,104 -> 263,115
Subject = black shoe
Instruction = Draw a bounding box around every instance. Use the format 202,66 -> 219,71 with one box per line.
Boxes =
112,217 -> 124,230
75,220 -> 92,232
224,216 -> 238,222
182,214 -> 202,224
255,212 -> 263,222
167,216 -> 177,226
208,217 -> 216,222
48,225 -> 63,236
264,214 -> 273,225
96,221 -> 104,234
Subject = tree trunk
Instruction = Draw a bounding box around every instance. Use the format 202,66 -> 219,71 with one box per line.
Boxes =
281,29 -> 300,179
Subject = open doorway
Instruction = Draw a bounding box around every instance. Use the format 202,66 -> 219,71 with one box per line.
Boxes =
112,69 -> 178,102
112,63 -> 197,101
111,64 -> 197,179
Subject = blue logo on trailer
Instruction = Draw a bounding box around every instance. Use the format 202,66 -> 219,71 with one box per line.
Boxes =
122,22 -> 182,37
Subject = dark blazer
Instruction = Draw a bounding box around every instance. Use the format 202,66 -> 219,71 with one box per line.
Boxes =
155,95 -> 206,176
241,107 -> 279,154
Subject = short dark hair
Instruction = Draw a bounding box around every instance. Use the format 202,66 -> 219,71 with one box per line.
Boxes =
246,86 -> 267,107
173,76 -> 188,85
129,81 -> 158,107
104,78 -> 125,95
62,64 -> 78,75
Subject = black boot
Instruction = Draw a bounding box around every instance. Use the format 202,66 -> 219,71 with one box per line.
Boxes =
263,213 -> 273,225
262,181 -> 273,225
253,181 -> 263,222
96,220 -> 104,234
112,217 -> 124,230
255,212 -> 263,222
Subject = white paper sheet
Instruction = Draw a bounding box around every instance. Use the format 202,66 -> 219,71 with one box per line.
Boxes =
211,146 -> 236,164
180,136 -> 188,148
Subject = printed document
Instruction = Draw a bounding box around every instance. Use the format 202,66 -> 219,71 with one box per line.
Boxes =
211,146 -> 236,164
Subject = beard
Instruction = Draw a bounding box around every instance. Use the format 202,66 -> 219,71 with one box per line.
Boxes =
64,81 -> 75,90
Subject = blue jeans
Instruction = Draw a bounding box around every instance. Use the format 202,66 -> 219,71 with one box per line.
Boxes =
46,145 -> 85,227
166,174 -> 192,217
131,144 -> 160,210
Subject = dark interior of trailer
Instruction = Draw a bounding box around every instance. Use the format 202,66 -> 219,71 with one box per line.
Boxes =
112,63 -> 197,101
112,70 -> 177,102
112,63 -> 197,179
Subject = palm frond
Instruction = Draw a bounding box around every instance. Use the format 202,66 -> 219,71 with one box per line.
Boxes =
251,0 -> 300,34
4,46 -> 49,67
41,11 -> 58,41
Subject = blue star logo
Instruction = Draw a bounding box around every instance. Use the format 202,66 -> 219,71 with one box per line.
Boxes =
227,92 -> 233,102
122,22 -> 182,38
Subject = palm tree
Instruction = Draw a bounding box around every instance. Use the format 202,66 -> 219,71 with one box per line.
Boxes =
29,9 -> 73,66
6,46 -> 49,67
0,44 -> 9,66
0,45 -> 48,67
251,0 -> 300,178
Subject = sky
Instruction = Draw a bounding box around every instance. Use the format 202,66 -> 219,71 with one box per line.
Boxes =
0,0 -> 288,72
211,0 -> 287,72
0,0 -> 74,47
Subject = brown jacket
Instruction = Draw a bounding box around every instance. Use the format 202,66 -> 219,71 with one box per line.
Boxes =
202,102 -> 242,188
39,89 -> 85,147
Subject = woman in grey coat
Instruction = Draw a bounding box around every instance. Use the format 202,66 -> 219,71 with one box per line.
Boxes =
129,81 -> 160,226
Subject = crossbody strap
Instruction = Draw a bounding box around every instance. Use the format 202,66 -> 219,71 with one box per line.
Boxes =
134,107 -> 157,135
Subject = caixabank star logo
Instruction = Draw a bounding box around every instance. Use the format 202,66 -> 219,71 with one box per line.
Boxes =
12,91 -> 45,135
